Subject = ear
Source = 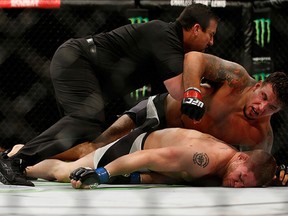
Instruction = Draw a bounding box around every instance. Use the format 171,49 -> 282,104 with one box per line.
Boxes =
252,81 -> 262,91
255,81 -> 262,88
191,24 -> 201,35
237,152 -> 249,162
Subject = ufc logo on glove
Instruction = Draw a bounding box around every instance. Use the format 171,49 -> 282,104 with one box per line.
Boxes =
183,98 -> 204,108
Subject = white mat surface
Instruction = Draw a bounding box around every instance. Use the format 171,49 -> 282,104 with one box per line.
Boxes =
0,180 -> 287,216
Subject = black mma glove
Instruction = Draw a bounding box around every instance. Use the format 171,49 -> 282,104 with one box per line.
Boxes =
69,167 -> 110,187
181,87 -> 205,121
69,167 -> 141,188
276,164 -> 287,177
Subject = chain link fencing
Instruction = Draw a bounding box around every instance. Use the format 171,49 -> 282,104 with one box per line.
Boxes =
0,1 -> 287,164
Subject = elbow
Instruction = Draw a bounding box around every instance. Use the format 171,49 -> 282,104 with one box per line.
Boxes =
184,51 -> 204,62
164,74 -> 184,101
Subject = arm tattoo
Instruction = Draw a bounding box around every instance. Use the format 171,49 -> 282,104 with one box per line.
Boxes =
204,54 -> 251,91
193,152 -> 209,168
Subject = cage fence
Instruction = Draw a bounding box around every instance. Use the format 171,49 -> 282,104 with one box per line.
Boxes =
0,0 -> 288,164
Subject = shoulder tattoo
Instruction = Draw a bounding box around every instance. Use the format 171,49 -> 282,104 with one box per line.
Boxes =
205,55 -> 249,90
193,152 -> 209,168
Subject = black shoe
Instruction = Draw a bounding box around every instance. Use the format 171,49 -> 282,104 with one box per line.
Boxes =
0,148 -> 12,159
0,158 -> 34,187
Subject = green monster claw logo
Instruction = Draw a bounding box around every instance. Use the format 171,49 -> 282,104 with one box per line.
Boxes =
254,18 -> 271,48
128,16 -> 150,100
130,86 -> 149,100
252,72 -> 270,81
128,17 -> 149,24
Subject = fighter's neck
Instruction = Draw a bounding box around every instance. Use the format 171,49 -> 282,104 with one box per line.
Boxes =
214,147 -> 238,178
234,85 -> 254,113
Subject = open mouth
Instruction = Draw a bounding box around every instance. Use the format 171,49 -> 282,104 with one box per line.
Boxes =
251,107 -> 259,117
243,107 -> 255,120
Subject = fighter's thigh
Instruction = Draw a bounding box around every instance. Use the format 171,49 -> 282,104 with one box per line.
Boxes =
52,142 -> 97,161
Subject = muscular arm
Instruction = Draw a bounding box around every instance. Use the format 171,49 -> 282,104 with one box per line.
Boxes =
251,127 -> 274,153
182,52 -> 254,92
105,147 -> 183,177
164,74 -> 184,101
104,146 -> 211,182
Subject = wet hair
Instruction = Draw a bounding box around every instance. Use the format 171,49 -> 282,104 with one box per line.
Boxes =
176,3 -> 219,31
263,71 -> 288,108
246,150 -> 277,187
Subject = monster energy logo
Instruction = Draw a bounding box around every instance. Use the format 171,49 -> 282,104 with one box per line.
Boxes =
130,85 -> 149,100
252,72 -> 270,81
254,18 -> 271,48
129,17 -> 149,24
128,16 -> 149,100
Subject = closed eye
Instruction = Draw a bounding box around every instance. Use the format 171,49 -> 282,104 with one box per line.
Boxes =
262,92 -> 267,100
239,173 -> 244,184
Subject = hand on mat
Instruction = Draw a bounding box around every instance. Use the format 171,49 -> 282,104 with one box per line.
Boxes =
69,167 -> 100,189
272,164 -> 288,186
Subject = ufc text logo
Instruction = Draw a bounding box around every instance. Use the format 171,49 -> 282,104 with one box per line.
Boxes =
184,98 -> 204,108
